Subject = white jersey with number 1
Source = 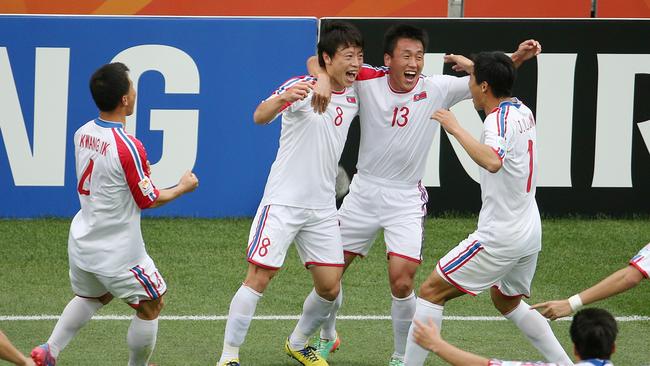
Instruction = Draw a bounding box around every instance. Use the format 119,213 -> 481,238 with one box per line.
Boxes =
355,64 -> 471,184
473,98 -> 541,258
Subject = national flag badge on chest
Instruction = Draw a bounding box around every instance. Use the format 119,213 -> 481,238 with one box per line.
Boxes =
413,91 -> 427,102
346,96 -> 357,104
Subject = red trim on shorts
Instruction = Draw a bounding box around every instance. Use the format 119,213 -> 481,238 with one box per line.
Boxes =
304,262 -> 346,268
490,285 -> 529,299
437,262 -> 477,296
441,240 -> 478,270
344,250 -> 364,258
247,258 -> 280,270
75,293 -> 110,300
387,251 -> 422,264
630,262 -> 649,278
127,289 -> 168,310
130,268 -> 154,299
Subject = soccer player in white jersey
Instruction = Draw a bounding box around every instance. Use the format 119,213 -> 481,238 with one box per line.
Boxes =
403,52 -> 572,366
215,22 -> 363,366
531,243 -> 650,320
307,24 -> 542,366
30,62 -> 199,366
412,307 -> 616,366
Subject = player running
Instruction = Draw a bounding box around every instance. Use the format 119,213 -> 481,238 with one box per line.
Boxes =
31,62 -> 199,366
215,21 -> 363,366
307,24 -> 542,366
402,51 -> 571,365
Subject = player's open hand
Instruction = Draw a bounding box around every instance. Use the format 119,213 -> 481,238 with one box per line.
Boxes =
432,109 -> 461,135
413,319 -> 442,353
311,75 -> 331,114
178,170 -> 199,194
444,54 -> 474,74
530,300 -> 572,320
281,81 -> 314,104
511,39 -> 542,67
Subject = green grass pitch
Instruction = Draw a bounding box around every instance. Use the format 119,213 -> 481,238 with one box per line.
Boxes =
0,217 -> 648,365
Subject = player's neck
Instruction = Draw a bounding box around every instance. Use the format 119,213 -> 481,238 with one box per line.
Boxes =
483,96 -> 511,115
98,110 -> 127,126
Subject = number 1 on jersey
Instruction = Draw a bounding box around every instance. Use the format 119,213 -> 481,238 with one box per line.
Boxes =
77,158 -> 94,195
526,140 -> 533,193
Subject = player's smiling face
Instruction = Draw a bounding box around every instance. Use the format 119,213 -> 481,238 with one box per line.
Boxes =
385,38 -> 424,92
324,45 -> 363,91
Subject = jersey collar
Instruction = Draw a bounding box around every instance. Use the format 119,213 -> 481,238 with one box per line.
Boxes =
94,118 -> 124,129
581,359 -> 612,366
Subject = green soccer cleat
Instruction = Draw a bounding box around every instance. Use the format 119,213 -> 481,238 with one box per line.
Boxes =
313,333 -> 340,360
284,338 -> 328,365
216,359 -> 240,366
388,356 -> 404,366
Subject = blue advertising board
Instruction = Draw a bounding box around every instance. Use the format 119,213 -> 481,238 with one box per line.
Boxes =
0,15 -> 317,217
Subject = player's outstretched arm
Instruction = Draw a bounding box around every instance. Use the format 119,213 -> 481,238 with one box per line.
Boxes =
510,39 -> 542,68
253,82 -> 314,124
531,265 -> 645,320
306,55 -> 331,114
444,54 -> 474,74
150,170 -> 199,208
413,319 -> 489,366
0,330 -> 35,366
432,109 -> 502,173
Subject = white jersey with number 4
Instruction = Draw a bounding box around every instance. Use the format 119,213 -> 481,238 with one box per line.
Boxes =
261,75 -> 359,209
354,65 -> 471,184
474,99 -> 541,258
69,119 -> 160,277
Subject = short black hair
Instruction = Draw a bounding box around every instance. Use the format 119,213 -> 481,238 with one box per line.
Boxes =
89,62 -> 131,112
318,21 -> 364,68
570,308 -> 618,360
473,51 -> 516,98
383,24 -> 429,57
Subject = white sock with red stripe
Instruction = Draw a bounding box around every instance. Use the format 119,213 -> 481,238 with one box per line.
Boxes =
289,289 -> 335,350
319,285 -> 342,340
404,297 -> 443,366
505,300 -> 572,364
127,315 -> 158,366
219,285 -> 262,362
47,296 -> 103,357
391,291 -> 416,360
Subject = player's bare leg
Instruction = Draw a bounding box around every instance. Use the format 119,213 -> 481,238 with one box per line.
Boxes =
128,296 -> 164,366
490,288 -> 572,364
404,271 -> 464,366
32,293 -> 111,365
386,256 -> 419,364
218,264 -> 277,365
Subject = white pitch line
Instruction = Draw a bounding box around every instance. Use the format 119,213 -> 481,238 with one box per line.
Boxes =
1,315 -> 649,322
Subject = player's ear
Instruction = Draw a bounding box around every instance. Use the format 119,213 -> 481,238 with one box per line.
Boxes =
383,52 -> 391,67
481,81 -> 488,93
122,95 -> 128,106
323,52 -> 333,66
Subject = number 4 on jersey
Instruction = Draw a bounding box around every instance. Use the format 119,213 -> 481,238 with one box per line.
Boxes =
77,159 -> 94,195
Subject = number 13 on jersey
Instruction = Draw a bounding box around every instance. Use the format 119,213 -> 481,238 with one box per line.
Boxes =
391,106 -> 409,127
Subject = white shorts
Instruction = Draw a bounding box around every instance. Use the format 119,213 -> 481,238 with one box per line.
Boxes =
436,237 -> 538,297
630,243 -> 650,278
69,255 -> 167,308
338,173 -> 427,263
246,204 -> 344,269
